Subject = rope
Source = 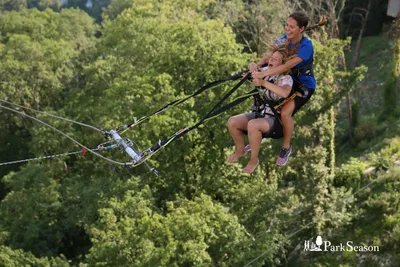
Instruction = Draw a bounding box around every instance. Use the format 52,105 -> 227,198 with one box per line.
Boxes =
0,104 -> 132,166
0,149 -> 99,166
0,99 -> 105,134
0,139 -> 119,166
129,73 -> 252,167
118,70 -> 248,134
242,179 -> 378,267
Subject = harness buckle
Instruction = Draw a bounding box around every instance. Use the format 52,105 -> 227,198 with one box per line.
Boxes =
250,105 -> 258,112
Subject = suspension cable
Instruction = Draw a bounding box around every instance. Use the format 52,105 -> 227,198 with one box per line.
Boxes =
0,99 -> 105,134
0,104 -> 132,166
0,149 -> 93,166
0,140 -> 118,166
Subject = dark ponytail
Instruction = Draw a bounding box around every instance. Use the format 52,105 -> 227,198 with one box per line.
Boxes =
289,12 -> 327,32
305,16 -> 328,32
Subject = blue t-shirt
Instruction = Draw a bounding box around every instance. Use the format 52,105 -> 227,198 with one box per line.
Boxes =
276,34 -> 316,89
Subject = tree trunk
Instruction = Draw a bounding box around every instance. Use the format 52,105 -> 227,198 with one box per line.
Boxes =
395,12 -> 400,105
347,0 -> 372,139
351,3 -> 371,70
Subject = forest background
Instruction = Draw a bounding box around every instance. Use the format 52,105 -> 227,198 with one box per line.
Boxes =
0,0 -> 399,266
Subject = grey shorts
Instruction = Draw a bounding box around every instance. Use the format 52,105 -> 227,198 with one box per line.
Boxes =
244,112 -> 275,129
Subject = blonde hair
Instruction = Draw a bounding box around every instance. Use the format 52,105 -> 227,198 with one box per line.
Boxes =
266,42 -> 297,75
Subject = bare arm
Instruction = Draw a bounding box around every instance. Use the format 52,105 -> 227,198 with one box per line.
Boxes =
262,81 -> 291,98
253,79 -> 292,98
252,56 -> 303,79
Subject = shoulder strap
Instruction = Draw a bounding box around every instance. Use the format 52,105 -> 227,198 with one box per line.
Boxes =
291,36 -> 314,77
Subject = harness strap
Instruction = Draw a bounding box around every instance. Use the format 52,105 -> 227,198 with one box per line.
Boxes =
291,57 -> 314,77
274,93 -> 297,110
132,73 -> 252,167
118,70 -> 248,134
289,35 -> 314,78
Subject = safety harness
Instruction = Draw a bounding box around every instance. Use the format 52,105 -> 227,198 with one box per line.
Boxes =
246,75 -> 289,139
291,57 -> 314,77
121,73 -> 257,167
116,43 -> 315,167
289,35 -> 315,97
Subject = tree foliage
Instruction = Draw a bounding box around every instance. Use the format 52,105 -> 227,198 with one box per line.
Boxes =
0,1 -> 398,266
0,7 -> 97,197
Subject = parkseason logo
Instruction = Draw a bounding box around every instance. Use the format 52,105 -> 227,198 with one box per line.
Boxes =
304,236 -> 379,252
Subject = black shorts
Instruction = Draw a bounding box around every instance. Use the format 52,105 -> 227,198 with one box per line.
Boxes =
243,112 -> 275,130
293,84 -> 315,115
242,112 -> 283,139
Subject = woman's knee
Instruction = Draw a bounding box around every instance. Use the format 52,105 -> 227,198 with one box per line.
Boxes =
247,120 -> 257,131
227,116 -> 244,129
247,119 -> 267,133
227,116 -> 238,128
281,102 -> 295,118
228,115 -> 248,129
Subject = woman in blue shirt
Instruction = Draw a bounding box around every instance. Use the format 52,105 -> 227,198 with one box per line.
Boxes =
251,11 -> 316,166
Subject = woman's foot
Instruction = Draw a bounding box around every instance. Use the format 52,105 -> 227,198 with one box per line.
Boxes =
276,146 -> 292,166
227,150 -> 248,164
242,159 -> 259,174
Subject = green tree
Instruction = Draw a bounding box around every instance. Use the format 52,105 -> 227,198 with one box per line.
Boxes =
59,0 -> 250,204
0,0 -> 27,11
0,245 -> 68,267
208,0 -> 290,55
64,0 -> 111,22
0,167 -> 63,256
103,0 -> 133,19
0,0 -> 61,11
0,7 -> 97,194
383,14 -> 400,113
1,1 -> 396,266
0,8 -> 97,109
86,194 -> 247,266
2,1 -> 252,264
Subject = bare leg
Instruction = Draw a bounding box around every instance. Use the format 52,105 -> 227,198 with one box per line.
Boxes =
243,118 -> 270,173
227,114 -> 249,163
281,100 -> 296,149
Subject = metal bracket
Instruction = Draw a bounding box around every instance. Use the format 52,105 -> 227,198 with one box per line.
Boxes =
108,130 -> 159,175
